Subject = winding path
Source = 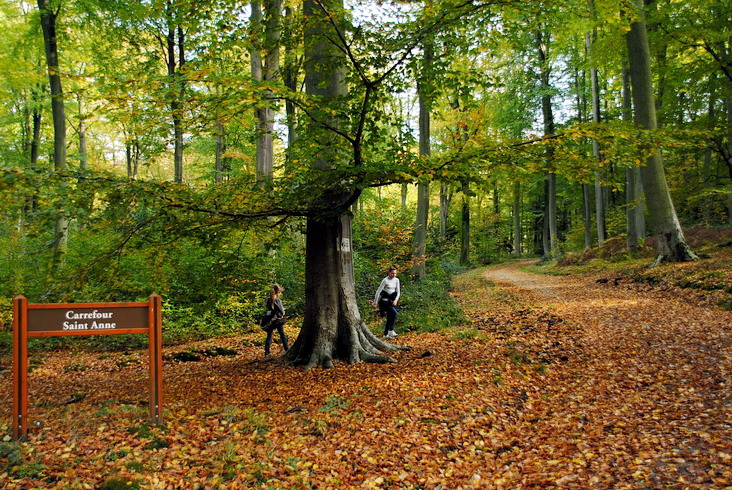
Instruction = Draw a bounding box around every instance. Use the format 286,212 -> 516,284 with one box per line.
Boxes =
481,260 -> 732,487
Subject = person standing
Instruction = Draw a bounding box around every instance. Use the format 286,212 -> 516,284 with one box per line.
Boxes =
369,266 -> 401,338
263,284 -> 289,357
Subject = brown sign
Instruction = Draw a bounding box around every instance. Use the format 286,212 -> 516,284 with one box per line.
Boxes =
27,303 -> 149,335
12,295 -> 163,440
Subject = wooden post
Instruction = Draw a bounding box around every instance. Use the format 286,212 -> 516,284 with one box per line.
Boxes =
12,296 -> 28,440
148,294 -> 163,424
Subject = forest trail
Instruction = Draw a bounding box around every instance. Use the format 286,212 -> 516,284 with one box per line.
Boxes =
474,260 -> 732,487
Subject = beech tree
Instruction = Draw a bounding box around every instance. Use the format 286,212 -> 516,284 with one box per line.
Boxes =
624,0 -> 698,263
37,0 -> 69,257
282,0 -> 407,368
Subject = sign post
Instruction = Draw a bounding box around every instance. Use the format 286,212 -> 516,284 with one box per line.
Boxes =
11,294 -> 163,440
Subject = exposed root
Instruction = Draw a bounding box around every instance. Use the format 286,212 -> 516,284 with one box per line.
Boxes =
358,349 -> 396,364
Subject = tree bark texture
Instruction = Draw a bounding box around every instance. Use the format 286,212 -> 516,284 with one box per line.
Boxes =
586,31 -> 606,246
413,42 -> 432,280
460,181 -> 470,265
537,29 -> 559,259
622,65 -> 639,252
582,183 -> 592,250
512,180 -> 521,257
251,0 -> 281,182
38,0 -> 69,254
625,0 -> 697,263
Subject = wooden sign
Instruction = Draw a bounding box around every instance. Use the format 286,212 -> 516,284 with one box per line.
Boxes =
11,295 -> 163,440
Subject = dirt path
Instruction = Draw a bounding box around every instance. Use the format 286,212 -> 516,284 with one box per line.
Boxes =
480,260 -> 732,487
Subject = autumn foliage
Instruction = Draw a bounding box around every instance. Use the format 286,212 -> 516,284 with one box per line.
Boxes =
2,246 -> 732,487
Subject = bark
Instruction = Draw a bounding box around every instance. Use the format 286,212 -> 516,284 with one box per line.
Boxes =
582,184 -> 592,250
586,31 -> 606,246
251,0 -> 281,182
493,185 -> 499,215
512,180 -> 521,257
622,65 -> 638,252
726,71 -> 732,224
38,0 -> 68,255
283,6 -> 299,156
460,181 -> 470,265
439,183 -> 451,240
413,42 -> 432,280
164,9 -> 186,184
285,0 -> 408,369
625,0 -> 697,263
537,29 -> 559,258
414,181 -> 429,278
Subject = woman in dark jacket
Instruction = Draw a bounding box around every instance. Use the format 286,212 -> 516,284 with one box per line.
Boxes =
264,284 -> 289,357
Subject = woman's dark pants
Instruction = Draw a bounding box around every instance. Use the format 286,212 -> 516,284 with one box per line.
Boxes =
265,323 -> 289,355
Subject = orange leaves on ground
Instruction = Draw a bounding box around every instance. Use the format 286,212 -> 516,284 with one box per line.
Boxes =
1,259 -> 732,487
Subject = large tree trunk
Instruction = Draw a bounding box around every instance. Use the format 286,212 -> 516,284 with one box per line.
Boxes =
251,0 -> 280,182
625,0 -> 697,263
413,42 -> 432,279
586,31 -> 607,246
164,11 -> 186,184
622,64 -> 639,252
285,0 -> 406,369
537,29 -> 559,258
38,0 -> 68,255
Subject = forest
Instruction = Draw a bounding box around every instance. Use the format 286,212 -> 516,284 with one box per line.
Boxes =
1,0 -> 732,487
1,0 -> 729,357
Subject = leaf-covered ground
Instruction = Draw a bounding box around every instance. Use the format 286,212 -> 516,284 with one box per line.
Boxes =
1,260 -> 731,488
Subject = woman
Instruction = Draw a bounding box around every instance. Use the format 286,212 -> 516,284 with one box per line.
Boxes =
369,266 -> 401,338
263,284 -> 289,357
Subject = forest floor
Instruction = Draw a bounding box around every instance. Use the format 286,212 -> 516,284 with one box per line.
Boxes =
1,248 -> 732,488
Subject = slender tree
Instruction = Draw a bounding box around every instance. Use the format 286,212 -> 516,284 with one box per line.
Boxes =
413,40 -> 432,279
537,28 -> 559,258
37,0 -> 69,255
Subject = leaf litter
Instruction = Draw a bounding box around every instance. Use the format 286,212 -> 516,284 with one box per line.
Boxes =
0,260 -> 730,488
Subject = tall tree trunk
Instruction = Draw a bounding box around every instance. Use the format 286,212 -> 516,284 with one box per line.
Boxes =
38,0 -> 68,255
439,183 -> 450,240
251,0 -> 280,182
537,29 -> 559,258
586,31 -> 606,246
622,64 -> 639,252
285,0 -> 405,369
413,41 -> 432,280
165,9 -> 185,184
512,180 -> 521,257
460,181 -> 470,265
582,184 -> 592,249
625,0 -> 697,263
283,6 -> 299,156
574,64 -> 592,250
725,72 -> 732,224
